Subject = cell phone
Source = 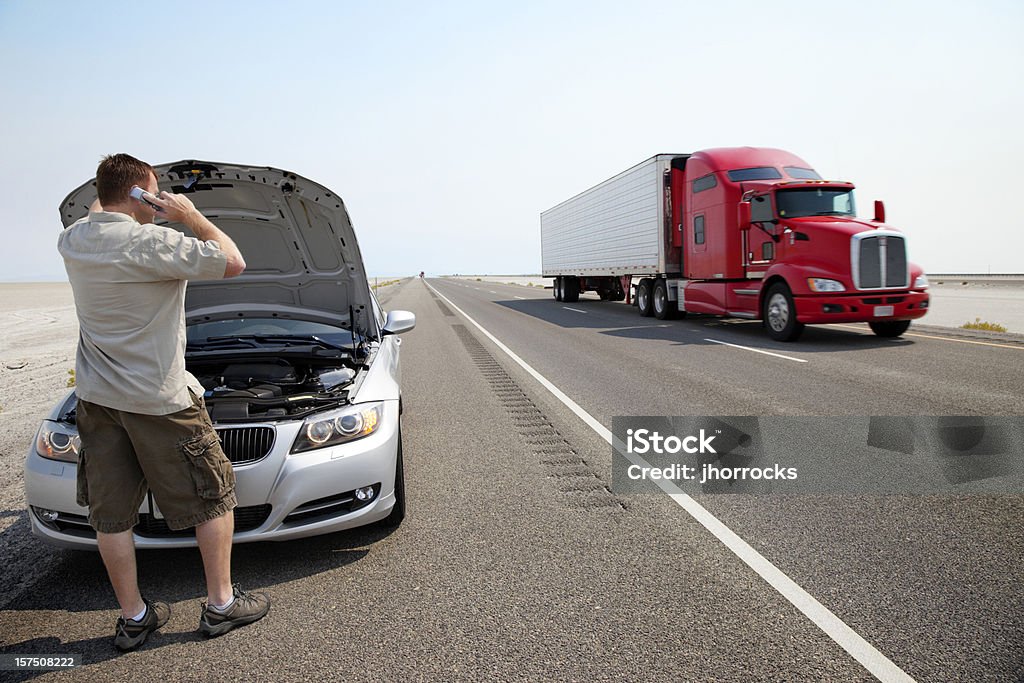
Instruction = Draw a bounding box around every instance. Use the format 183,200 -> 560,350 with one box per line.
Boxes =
129,186 -> 163,211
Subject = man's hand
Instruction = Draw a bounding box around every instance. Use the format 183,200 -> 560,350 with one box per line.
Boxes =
150,190 -> 200,225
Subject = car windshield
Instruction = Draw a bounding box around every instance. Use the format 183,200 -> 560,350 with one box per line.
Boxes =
776,188 -> 856,218
187,318 -> 360,347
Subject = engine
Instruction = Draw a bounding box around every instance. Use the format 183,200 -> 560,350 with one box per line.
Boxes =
191,359 -> 356,422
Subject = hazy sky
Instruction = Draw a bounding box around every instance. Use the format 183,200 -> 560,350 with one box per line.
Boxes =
1,0 -> 1021,280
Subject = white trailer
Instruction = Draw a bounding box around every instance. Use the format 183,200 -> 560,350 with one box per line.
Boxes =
540,154 -> 687,302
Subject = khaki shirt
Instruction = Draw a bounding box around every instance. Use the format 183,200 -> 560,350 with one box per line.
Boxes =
58,211 -> 228,415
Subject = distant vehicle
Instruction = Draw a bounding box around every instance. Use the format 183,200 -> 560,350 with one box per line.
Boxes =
26,161 -> 416,550
419,271 -> 425,278
541,148 -> 929,341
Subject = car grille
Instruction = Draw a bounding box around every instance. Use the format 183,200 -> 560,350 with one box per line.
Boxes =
856,235 -> 908,289
216,426 -> 275,465
134,504 -> 273,537
39,504 -> 273,538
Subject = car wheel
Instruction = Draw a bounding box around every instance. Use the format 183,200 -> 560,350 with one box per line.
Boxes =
636,279 -> 653,317
653,279 -> 674,320
380,427 -> 406,529
869,320 -> 911,337
763,283 -> 804,342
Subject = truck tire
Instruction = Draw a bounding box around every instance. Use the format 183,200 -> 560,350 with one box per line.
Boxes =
869,320 -> 911,337
763,283 -> 804,342
636,279 -> 653,317
554,277 -> 563,302
563,277 -> 580,303
653,279 -> 674,320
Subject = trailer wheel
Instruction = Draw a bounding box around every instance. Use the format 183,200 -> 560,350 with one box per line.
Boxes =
554,277 -> 563,301
653,280 -> 674,320
869,320 -> 911,337
763,283 -> 804,342
636,279 -> 653,317
563,277 -> 580,303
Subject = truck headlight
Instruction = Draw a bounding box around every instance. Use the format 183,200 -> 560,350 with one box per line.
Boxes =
914,275 -> 929,289
807,278 -> 846,292
291,403 -> 383,453
36,422 -> 81,463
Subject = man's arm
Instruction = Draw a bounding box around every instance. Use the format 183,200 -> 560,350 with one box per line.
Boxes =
151,191 -> 247,278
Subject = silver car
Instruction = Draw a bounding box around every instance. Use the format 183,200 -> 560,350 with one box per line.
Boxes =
25,161 -> 415,549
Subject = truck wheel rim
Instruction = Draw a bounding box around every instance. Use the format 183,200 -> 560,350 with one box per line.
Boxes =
638,289 -> 648,309
767,293 -> 789,332
655,288 -> 665,313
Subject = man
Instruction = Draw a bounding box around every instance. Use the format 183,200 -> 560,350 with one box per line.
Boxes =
58,154 -> 270,651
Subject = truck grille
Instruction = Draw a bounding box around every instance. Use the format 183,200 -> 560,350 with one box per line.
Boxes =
855,234 -> 908,290
216,427 -> 275,465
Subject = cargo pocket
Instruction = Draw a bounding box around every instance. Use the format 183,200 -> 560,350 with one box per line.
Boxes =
179,430 -> 235,500
75,448 -> 89,507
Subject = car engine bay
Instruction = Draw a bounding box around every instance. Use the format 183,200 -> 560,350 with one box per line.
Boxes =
190,358 -> 358,422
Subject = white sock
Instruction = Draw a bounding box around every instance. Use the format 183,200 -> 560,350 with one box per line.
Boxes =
212,596 -> 235,612
130,605 -> 148,622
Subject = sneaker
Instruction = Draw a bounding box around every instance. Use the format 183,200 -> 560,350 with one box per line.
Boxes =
199,585 -> 270,637
113,598 -> 170,652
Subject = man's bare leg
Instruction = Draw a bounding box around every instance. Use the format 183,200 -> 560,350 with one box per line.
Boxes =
195,510 -> 234,606
96,530 -> 145,619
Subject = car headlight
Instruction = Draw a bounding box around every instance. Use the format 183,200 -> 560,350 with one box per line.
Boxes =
36,422 -> 81,463
807,278 -> 846,292
914,274 -> 929,289
291,403 -> 383,454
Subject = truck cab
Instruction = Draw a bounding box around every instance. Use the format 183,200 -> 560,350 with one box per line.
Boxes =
675,148 -> 929,341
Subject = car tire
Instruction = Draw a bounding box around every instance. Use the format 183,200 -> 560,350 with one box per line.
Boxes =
380,427 -> 406,529
636,279 -> 653,317
563,277 -> 580,303
763,283 -> 804,342
869,320 -> 911,337
653,279 -> 674,320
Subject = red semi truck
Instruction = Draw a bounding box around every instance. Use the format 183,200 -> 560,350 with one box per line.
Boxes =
540,147 -> 929,341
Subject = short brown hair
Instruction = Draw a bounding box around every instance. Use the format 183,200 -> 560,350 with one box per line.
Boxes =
96,153 -> 155,205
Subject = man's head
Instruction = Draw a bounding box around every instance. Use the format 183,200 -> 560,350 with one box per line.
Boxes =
96,154 -> 159,222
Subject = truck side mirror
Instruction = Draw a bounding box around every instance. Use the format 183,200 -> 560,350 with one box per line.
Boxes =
737,202 -> 751,230
873,200 -> 886,223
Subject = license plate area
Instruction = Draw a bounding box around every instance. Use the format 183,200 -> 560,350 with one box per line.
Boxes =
874,305 -> 895,317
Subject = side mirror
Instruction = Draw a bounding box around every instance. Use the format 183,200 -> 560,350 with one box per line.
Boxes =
737,201 -> 752,230
382,310 -> 416,336
873,200 -> 886,223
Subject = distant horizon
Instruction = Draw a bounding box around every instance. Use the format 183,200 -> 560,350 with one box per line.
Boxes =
6,270 -> 1024,285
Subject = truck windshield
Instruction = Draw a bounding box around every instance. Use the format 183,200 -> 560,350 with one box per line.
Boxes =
776,188 -> 856,218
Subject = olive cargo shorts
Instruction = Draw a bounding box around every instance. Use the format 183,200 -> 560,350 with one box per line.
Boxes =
75,390 -> 237,533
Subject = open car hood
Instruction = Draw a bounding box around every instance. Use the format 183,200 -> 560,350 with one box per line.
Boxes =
59,160 -> 377,338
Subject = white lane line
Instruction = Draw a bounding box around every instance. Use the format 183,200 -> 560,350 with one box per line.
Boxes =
514,296 -> 527,300
830,323 -> 1024,351
489,290 -> 497,294
563,307 -> 587,313
427,281 -> 913,683
705,338 -> 808,363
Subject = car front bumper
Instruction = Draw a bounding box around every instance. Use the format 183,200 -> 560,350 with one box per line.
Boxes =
24,401 -> 401,550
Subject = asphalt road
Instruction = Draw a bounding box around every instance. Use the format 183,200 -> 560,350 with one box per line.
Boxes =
1,278 -> 1021,682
